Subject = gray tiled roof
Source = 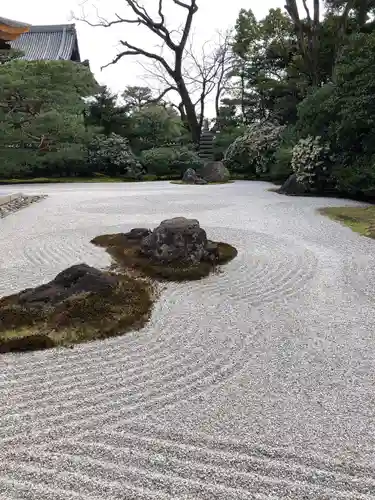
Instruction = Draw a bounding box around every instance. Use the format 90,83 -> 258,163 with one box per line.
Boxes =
10,24 -> 80,61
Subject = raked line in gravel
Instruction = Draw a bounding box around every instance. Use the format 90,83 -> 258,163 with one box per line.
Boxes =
1,181 -> 375,499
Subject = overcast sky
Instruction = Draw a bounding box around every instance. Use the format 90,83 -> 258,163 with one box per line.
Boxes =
3,0 -> 285,115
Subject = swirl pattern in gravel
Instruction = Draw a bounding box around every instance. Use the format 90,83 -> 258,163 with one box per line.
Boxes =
1,181 -> 375,499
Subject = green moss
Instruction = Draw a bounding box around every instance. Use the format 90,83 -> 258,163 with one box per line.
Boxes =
0,274 -> 154,353
318,206 -> 375,238
91,234 -> 238,282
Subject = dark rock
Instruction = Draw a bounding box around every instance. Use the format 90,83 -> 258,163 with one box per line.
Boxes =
18,264 -> 118,306
182,168 -> 198,184
124,228 -> 151,240
141,217 -> 209,264
200,161 -> 230,183
195,178 -> 208,185
278,174 -> 307,196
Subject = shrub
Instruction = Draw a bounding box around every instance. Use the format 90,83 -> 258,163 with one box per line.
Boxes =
224,122 -> 285,176
88,133 -> 143,178
140,146 -> 203,177
334,155 -> 375,198
269,146 -> 293,182
213,126 -> 246,161
291,136 -> 333,191
293,32 -> 375,197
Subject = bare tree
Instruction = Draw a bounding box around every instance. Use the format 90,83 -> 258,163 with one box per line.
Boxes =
79,0 -> 203,144
138,30 -> 233,131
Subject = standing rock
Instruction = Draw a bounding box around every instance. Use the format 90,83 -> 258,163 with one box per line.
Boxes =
200,161 -> 230,183
182,168 -> 198,184
141,217 -> 209,264
278,174 -> 307,196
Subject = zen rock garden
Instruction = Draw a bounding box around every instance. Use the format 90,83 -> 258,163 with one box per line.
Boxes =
0,217 -> 237,353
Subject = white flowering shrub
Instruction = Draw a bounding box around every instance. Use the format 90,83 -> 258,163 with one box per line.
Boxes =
88,133 -> 143,178
224,122 -> 285,176
291,136 -> 332,190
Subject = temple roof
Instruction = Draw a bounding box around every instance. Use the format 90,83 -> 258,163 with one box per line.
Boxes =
10,24 -> 81,61
0,16 -> 30,29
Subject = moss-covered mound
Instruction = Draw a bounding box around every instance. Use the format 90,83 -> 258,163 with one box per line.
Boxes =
319,206 -> 375,238
91,230 -> 237,282
0,264 -> 153,353
170,180 -> 234,185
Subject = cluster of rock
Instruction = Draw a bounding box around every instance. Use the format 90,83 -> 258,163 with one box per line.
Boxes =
182,169 -> 207,184
182,161 -> 230,184
0,217 -> 237,353
92,216 -> 237,282
0,194 -> 47,219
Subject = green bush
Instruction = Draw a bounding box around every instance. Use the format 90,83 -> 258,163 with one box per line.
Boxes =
88,133 -> 143,179
224,122 -> 285,176
334,156 -> 375,198
140,146 -> 203,177
292,32 -> 375,196
291,136 -> 333,192
269,146 -> 293,182
213,126 -> 246,161
142,174 -> 158,181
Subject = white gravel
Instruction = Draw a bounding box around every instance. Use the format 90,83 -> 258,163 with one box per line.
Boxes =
1,180 -> 375,499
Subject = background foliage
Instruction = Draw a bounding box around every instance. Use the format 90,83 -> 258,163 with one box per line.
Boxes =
1,0 -> 375,196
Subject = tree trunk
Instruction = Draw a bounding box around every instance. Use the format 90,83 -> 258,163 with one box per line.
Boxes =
176,77 -> 201,144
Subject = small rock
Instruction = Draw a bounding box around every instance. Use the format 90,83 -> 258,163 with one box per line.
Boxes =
182,168 -> 198,184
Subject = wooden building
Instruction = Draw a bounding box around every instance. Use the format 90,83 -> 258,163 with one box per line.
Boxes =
0,16 -> 82,62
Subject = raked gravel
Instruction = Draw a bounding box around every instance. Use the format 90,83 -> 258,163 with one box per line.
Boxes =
1,181 -> 375,499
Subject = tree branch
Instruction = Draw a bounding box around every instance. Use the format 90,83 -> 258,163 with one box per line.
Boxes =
149,86 -> 179,104
102,41 -> 175,76
178,0 -> 198,52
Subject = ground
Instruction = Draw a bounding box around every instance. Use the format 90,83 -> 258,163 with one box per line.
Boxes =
1,181 -> 375,499
319,205 -> 375,238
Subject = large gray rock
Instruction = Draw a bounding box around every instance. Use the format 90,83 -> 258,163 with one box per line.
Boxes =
200,161 -> 230,183
17,264 -> 118,306
140,217 -> 209,264
278,174 -> 307,196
